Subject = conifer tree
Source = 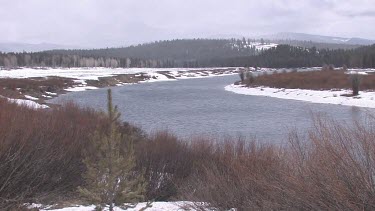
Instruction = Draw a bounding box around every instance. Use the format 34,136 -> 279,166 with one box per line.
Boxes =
78,89 -> 146,211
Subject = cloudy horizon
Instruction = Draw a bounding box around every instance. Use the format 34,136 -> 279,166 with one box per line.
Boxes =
0,0 -> 374,48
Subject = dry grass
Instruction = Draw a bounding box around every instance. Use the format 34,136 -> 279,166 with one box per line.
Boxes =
0,77 -> 75,99
247,70 -> 375,91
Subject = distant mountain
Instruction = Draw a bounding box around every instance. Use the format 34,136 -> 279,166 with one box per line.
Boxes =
0,42 -> 80,53
257,32 -> 375,46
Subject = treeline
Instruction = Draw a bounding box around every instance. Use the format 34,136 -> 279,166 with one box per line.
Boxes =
1,39 -> 374,68
273,39 -> 361,50
0,52 -> 181,68
0,38 -> 261,68
211,44 -> 375,68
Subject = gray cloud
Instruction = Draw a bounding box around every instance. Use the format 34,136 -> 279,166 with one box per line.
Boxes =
0,0 -> 374,47
340,10 -> 375,18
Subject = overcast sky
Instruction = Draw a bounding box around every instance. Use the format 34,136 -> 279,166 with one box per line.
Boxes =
0,0 -> 374,48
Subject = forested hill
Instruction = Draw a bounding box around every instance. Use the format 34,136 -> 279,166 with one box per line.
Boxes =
46,38 -> 359,60
0,39 -> 374,69
210,44 -> 375,68
46,39 -> 262,61
0,39 -> 272,68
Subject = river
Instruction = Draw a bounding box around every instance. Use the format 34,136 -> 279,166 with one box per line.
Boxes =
49,75 -> 373,142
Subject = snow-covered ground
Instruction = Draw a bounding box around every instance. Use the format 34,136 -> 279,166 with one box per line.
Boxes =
230,41 -> 278,51
0,67 -> 232,80
29,201 -> 202,211
225,84 -> 375,108
0,67 -> 237,93
249,42 -> 278,51
4,97 -> 49,109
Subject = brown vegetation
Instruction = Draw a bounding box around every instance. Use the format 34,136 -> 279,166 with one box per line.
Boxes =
0,77 -> 75,99
0,99 -> 107,209
246,69 -> 375,91
1,100 -> 375,210
180,116 -> 375,210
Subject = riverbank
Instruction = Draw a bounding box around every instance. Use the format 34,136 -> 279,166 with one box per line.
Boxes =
225,84 -> 375,108
0,67 -> 238,108
226,69 -> 375,108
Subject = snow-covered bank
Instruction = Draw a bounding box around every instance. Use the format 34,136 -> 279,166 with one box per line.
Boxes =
0,67 -> 233,80
29,201 -> 201,211
0,67 -> 238,93
225,84 -> 375,108
3,97 -> 49,109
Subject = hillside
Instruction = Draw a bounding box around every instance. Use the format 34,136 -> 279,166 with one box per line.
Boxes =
260,32 -> 375,45
45,39 -> 273,61
211,44 -> 375,68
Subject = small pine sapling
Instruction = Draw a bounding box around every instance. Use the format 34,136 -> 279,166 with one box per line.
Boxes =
78,89 -> 146,211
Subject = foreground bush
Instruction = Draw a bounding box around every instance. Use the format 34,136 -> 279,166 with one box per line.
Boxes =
178,116 -> 375,210
0,99 -> 110,209
1,98 -> 375,210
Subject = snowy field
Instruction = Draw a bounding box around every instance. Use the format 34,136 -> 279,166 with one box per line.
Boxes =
225,84 -> 375,108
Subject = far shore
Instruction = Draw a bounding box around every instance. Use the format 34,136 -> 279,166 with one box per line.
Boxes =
227,68 -> 375,108
0,67 -> 239,108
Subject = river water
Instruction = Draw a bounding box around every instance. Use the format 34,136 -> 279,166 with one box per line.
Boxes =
49,75 -> 373,142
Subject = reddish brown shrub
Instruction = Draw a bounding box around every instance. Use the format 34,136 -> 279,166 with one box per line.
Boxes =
247,70 -> 375,91
0,99 -> 107,208
178,116 -> 375,210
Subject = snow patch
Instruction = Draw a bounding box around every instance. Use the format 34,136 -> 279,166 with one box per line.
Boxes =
0,67 -> 232,80
225,84 -> 375,108
6,98 -> 49,109
30,201 -> 200,211
65,86 -> 99,92
24,95 -> 39,100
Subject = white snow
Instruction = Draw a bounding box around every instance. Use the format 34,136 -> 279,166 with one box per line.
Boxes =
332,38 -> 351,42
0,67 -> 237,93
6,98 -> 49,109
245,42 -> 278,51
0,67 -> 232,80
225,84 -> 375,108
45,91 -> 58,96
144,72 -> 176,82
30,201 -> 200,211
24,95 -> 39,100
231,41 -> 278,51
65,86 -> 99,92
347,70 -> 369,75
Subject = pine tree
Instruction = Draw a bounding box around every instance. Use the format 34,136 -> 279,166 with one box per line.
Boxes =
78,89 -> 146,211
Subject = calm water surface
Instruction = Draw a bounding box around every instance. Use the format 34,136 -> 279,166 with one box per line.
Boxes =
49,75 -> 374,142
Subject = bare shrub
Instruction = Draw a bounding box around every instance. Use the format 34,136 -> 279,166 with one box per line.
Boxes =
135,131 -> 193,201
2,97 -> 375,210
238,69 -> 245,82
0,100 -> 108,208
350,73 -> 361,95
178,115 -> 375,210
251,69 -> 375,90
